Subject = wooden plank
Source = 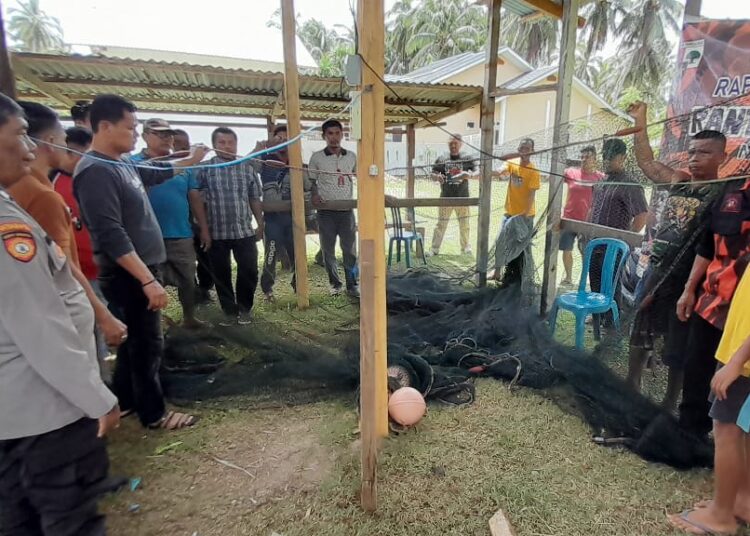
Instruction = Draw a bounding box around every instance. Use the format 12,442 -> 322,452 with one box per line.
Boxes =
358,240 -> 379,512
406,123 -> 416,198
0,1 -> 16,98
357,0 -> 388,512
262,197 -> 480,213
490,83 -> 558,98
540,0 -> 578,315
518,0 -> 586,27
476,0 -> 502,287
280,0 -> 310,309
489,509 -> 517,536
560,219 -> 644,248
684,0 -> 702,18
413,93 -> 483,129
11,58 -> 74,107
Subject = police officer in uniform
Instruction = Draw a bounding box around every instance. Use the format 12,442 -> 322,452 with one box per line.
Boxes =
0,95 -> 120,536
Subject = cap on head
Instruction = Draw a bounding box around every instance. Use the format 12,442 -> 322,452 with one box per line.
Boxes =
143,118 -> 175,134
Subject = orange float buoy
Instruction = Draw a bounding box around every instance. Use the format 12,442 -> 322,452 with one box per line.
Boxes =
388,387 -> 426,426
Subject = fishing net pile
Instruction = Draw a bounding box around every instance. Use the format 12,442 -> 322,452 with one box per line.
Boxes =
161,270 -> 712,469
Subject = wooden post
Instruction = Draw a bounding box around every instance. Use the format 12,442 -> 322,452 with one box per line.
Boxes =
0,1 -> 17,98
540,0 -> 578,315
684,0 -> 702,20
280,0 -> 310,309
357,0 -> 388,512
476,0 -> 502,286
266,115 -> 274,137
406,123 -> 416,198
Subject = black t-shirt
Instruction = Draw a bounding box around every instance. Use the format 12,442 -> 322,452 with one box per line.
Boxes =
432,152 -> 475,198
74,151 -> 173,268
589,171 -> 648,231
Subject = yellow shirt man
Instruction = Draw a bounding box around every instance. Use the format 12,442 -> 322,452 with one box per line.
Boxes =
716,270 -> 750,376
504,160 -> 541,217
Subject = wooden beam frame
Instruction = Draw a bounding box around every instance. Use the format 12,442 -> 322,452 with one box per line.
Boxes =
541,0 -> 578,314
490,83 -> 558,98
560,219 -> 643,248
476,0 -> 502,286
357,0 -> 388,513
11,60 -> 74,107
413,94 -> 483,128
262,197 -> 480,213
519,0 -> 586,28
406,124 -> 416,198
271,88 -> 285,120
280,0 -> 310,310
0,1 -> 17,98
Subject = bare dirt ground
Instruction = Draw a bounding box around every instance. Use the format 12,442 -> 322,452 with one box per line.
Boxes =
105,406 -> 339,536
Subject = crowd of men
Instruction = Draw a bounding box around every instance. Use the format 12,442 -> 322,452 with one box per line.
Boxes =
0,88 -> 749,535
0,93 -> 361,534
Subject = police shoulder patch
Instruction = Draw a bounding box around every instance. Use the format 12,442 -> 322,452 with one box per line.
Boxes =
0,221 -> 36,262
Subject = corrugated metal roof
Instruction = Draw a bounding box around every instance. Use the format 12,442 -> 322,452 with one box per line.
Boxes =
474,0 -> 564,17
12,52 -> 482,125
387,47 -> 532,84
500,65 -> 558,89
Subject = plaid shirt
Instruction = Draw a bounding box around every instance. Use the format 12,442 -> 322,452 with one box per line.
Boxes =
695,179 -> 750,329
197,157 -> 260,240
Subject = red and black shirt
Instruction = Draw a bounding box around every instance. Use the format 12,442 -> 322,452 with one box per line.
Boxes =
694,178 -> 750,329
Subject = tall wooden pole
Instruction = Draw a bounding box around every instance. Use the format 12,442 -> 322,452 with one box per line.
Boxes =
0,0 -> 17,98
280,0 -> 310,309
476,0 -> 502,286
684,0 -> 702,20
357,0 -> 388,513
406,123 -> 416,198
540,0 -> 578,314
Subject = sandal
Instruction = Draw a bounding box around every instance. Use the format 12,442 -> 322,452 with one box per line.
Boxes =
147,410 -> 198,430
668,509 -> 737,535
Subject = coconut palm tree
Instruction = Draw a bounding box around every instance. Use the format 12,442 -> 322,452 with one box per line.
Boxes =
386,0 -> 419,74
500,12 -> 559,67
576,0 -> 626,79
616,0 -> 682,96
402,0 -> 487,69
7,0 -> 65,53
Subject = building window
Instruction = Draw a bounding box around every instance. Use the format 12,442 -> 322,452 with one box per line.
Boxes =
467,121 -> 475,129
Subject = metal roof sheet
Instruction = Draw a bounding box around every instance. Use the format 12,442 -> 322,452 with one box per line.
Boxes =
12,52 -> 483,126
386,47 -> 532,84
500,65 -> 558,89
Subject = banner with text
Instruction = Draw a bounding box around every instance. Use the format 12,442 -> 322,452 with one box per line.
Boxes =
661,19 -> 750,178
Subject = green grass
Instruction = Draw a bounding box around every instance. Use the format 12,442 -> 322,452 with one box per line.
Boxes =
102,178 -> 718,536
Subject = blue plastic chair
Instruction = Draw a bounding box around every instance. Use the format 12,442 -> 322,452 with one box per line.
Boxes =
549,238 -> 630,349
387,206 -> 427,268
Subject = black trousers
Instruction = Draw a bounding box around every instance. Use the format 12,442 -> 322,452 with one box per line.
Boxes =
193,229 -> 214,292
261,216 -> 296,294
678,314 -> 724,436
0,419 -> 109,536
318,210 -> 358,290
208,237 -> 259,316
99,264 -> 165,427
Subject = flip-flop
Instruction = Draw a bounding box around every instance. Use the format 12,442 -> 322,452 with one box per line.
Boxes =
668,509 -> 736,535
147,410 -> 198,430
694,500 -> 750,526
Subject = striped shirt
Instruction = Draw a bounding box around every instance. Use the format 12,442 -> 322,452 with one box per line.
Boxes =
197,157 -> 260,240
308,147 -> 356,208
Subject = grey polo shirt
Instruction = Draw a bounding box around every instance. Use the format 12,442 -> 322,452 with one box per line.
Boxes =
308,147 -> 356,209
0,189 -> 116,440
